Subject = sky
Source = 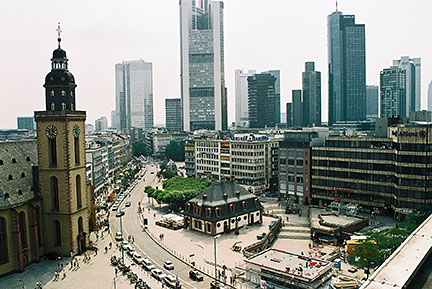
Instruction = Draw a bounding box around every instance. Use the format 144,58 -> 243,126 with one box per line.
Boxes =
0,0 -> 431,129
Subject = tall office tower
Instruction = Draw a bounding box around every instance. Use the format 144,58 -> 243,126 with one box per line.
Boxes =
247,73 -> 276,128
17,116 -> 35,131
286,103 -> 293,127
302,62 -> 321,126
292,90 -> 303,127
235,69 -> 256,127
263,70 -> 281,124
392,57 -> 421,114
111,110 -> 117,129
165,98 -> 182,132
328,10 -> 366,124
180,0 -> 227,131
366,85 -> 379,118
428,80 -> 432,112
380,67 -> 406,118
115,60 -> 154,132
95,116 -> 108,132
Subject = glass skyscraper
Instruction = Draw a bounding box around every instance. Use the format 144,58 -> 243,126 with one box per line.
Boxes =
115,60 -> 154,132
302,62 -> 321,126
328,11 -> 366,124
235,69 -> 256,127
366,85 -> 379,118
165,98 -> 182,132
263,70 -> 281,125
380,67 -> 406,118
247,73 -> 275,128
180,0 -> 227,131
392,57 -> 421,115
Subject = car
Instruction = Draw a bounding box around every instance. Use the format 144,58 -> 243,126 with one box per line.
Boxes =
142,258 -> 156,271
121,241 -> 131,250
269,220 -> 276,229
257,232 -> 266,240
348,267 -> 358,273
128,249 -> 137,256
46,252 -> 62,260
112,205 -> 119,211
125,201 -> 131,207
133,253 -> 145,264
189,270 -> 204,281
164,260 -> 174,270
150,171 -> 155,174
164,275 -> 182,288
210,281 -> 226,289
151,269 -> 167,281
116,211 -> 125,218
115,232 -> 123,241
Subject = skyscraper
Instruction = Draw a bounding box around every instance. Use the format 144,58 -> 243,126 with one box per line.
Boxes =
235,69 -> 256,127
165,98 -> 182,132
428,80 -> 432,112
380,67 -> 406,118
302,62 -> 321,126
263,70 -> 281,125
292,90 -> 303,127
328,10 -> 366,124
180,0 -> 227,131
17,116 -> 35,131
115,60 -> 153,132
286,103 -> 293,127
95,116 -> 108,132
366,85 -> 379,118
110,110 -> 117,129
248,73 -> 275,128
392,57 -> 421,114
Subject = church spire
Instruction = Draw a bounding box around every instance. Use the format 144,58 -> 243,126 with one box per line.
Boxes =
56,22 -> 62,48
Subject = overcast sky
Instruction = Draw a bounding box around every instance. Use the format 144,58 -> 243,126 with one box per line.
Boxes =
0,0 -> 431,129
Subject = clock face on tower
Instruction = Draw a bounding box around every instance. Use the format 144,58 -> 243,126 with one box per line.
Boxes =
46,125 -> 58,139
73,125 -> 80,138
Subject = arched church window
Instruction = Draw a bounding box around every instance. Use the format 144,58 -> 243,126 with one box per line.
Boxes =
50,90 -> 55,97
51,103 -> 55,111
61,103 -> 66,110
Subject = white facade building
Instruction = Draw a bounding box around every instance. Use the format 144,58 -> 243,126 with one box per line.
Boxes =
235,69 -> 256,127
392,57 -> 421,115
115,60 -> 153,132
180,0 -> 227,131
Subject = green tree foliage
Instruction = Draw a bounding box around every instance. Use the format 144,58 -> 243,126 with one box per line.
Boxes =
162,169 -> 175,179
353,240 -> 382,270
165,140 -> 185,161
132,140 -> 150,157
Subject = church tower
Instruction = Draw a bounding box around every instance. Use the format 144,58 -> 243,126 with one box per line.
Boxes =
35,24 -> 91,255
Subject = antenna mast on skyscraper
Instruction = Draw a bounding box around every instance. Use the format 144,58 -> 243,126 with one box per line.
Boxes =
336,0 -> 338,12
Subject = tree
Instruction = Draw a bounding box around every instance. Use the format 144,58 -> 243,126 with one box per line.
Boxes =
165,140 -> 185,161
353,240 -> 383,272
132,140 -> 150,157
162,169 -> 175,179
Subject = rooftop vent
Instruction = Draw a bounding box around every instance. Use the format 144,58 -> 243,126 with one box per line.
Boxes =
223,193 -> 228,198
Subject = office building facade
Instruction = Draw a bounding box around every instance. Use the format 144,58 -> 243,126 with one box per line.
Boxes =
302,62 -> 321,126
312,124 -> 432,211
248,73 -> 276,128
328,11 -> 366,124
380,67 -> 406,118
263,70 -> 281,125
17,116 -> 35,131
235,69 -> 256,127
366,85 -> 379,118
110,110 -> 117,129
115,60 -> 154,132
392,57 -> 421,114
292,90 -> 303,127
428,80 -> 432,112
95,116 -> 108,132
180,0 -> 227,131
165,98 -> 182,132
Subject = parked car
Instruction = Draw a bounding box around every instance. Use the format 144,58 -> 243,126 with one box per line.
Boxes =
164,275 -> 181,288
116,211 -> 125,218
256,232 -> 266,240
127,249 -> 137,256
112,205 -> 119,211
211,281 -> 226,289
269,221 -> 276,229
142,259 -> 155,271
189,270 -> 204,281
46,252 -> 62,260
125,201 -> 131,207
115,232 -> 123,241
151,269 -> 166,281
133,253 -> 145,264
164,260 -> 174,270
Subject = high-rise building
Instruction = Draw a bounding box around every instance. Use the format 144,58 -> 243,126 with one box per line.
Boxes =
235,69 -> 256,127
366,85 -> 379,118
165,98 -> 182,132
17,116 -> 35,131
428,80 -> 432,112
95,116 -> 108,132
292,90 -> 303,127
248,73 -> 276,128
380,67 -> 406,118
35,31 -> 91,255
392,57 -> 421,114
115,60 -> 153,132
302,62 -> 321,126
180,0 -> 227,131
328,10 -> 366,124
111,110 -> 117,129
286,103 -> 293,127
263,70 -> 281,125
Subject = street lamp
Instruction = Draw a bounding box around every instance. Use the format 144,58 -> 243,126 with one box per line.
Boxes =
214,234 -> 221,281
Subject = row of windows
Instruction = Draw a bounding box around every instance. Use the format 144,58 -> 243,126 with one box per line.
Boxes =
50,90 -> 74,97
231,151 -> 264,157
50,175 -> 82,210
231,158 -> 264,164
50,102 -> 74,111
196,159 -> 218,166
6,172 -> 26,180
232,164 -> 265,171
232,144 -> 265,150
0,157 -> 31,165
196,166 -> 218,173
231,171 -> 264,178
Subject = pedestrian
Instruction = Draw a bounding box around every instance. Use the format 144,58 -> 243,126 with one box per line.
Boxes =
287,216 -> 289,222
63,270 -> 66,279
22,284 -> 26,289
105,246 -> 108,253
95,248 -> 98,256
70,260 -> 73,269
54,271 -> 59,281
109,242 -> 112,249
132,236 -> 134,243
115,268 -> 118,276
76,260 -> 80,269
60,263 -> 63,270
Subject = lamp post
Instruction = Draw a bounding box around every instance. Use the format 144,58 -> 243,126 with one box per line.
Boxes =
214,234 -> 221,281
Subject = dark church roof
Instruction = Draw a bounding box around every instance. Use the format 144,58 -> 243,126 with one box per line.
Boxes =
184,181 -> 263,222
0,140 -> 38,210
52,47 -> 67,60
